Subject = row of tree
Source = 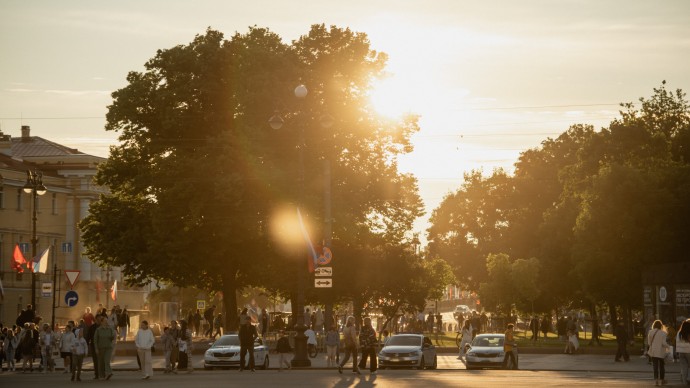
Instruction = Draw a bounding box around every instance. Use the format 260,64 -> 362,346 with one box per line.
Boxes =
427,82 -> 690,323
80,25 -> 451,330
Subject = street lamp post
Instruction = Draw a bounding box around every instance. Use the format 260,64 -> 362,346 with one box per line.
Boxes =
23,169 -> 47,309
269,84 -> 311,367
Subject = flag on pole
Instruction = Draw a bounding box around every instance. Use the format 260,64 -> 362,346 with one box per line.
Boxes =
110,280 -> 117,301
31,247 -> 50,274
297,208 -> 318,273
12,244 -> 26,273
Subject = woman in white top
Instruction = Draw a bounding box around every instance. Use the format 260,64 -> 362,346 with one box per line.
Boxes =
59,325 -> 75,374
676,319 -> 690,386
457,320 -> 472,361
647,319 -> 670,386
134,320 -> 155,379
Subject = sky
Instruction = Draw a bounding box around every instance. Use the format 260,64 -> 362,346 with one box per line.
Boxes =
2,0 -> 690,241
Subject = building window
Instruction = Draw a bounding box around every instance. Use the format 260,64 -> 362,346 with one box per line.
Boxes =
17,188 -> 22,210
62,242 -> 73,253
19,242 -> 29,253
52,193 -> 57,215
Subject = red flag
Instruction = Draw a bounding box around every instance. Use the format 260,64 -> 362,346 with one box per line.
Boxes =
110,280 -> 118,301
95,280 -> 102,302
12,244 -> 26,273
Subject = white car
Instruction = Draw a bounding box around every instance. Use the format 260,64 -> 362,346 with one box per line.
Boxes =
378,334 -> 437,369
203,334 -> 269,370
453,305 -> 471,320
465,333 -> 518,370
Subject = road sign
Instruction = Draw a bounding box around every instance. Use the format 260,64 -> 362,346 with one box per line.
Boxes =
197,300 -> 206,310
314,267 -> 332,277
65,290 -> 79,307
64,270 -> 81,289
317,247 -> 333,265
315,278 -> 332,288
41,282 -> 53,297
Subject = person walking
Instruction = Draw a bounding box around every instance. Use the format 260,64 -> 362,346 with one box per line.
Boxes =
179,320 -> 194,373
5,329 -> 18,371
19,323 -> 36,372
59,325 -> 75,374
614,320 -> 630,362
86,316 -> 101,379
457,320 -> 472,361
118,308 -> 130,342
358,317 -> 377,374
70,329 -> 88,381
160,327 -> 176,374
239,321 -> 257,372
134,320 -> 155,379
337,316 -> 360,375
39,323 -> 56,373
212,313 -> 223,340
648,319 -> 670,386
540,315 -> 550,340
503,323 -> 518,369
94,316 -> 116,380
276,330 -> 292,371
675,319 -> 690,386
325,325 -> 340,368
204,305 -> 216,338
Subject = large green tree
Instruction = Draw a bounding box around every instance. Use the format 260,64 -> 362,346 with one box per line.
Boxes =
81,25 -> 423,330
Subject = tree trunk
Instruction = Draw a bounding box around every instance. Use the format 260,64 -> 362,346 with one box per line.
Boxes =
608,303 -> 618,327
222,272 -> 239,332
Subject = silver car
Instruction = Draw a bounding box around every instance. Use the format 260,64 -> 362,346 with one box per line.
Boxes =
203,334 -> 269,370
465,333 -> 518,370
378,334 -> 437,369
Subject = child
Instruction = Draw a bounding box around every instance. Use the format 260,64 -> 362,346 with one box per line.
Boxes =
70,329 -> 88,381
276,331 -> 292,371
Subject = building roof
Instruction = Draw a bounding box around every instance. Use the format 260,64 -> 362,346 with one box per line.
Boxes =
11,136 -> 88,157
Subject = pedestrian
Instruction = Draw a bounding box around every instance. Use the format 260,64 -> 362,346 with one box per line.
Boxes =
503,323 -> 518,369
540,315 -> 550,340
530,316 -> 539,342
357,317 -> 377,374
118,308 -> 130,341
70,328 -> 88,381
212,313 -> 223,340
614,321 -> 630,362
676,319 -> 690,386
59,324 -> 75,374
276,330 -> 292,371
589,315 -> 602,346
134,320 -> 155,379
647,319 -> 670,386
179,320 -> 194,373
457,320 -> 472,361
325,324 -> 340,368
204,305 -> 216,338
557,316 -> 566,341
94,315 -> 116,380
82,307 -> 95,330
86,315 -> 101,379
565,328 -> 579,354
337,316 -> 360,375
169,320 -> 179,372
39,323 -> 56,372
5,329 -> 18,371
239,321 -> 257,372
193,309 -> 202,337
261,308 -> 269,338
19,323 -> 36,372
160,327 -> 175,374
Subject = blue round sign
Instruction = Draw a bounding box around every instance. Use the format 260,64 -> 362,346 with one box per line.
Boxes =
65,290 -> 79,307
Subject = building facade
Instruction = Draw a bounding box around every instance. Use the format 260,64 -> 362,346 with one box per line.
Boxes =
0,126 -> 147,326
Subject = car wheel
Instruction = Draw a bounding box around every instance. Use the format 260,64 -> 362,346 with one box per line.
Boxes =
417,356 -> 425,370
260,355 -> 269,370
430,355 -> 437,370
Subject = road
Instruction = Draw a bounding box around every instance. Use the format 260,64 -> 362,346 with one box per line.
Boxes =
0,369 -> 671,387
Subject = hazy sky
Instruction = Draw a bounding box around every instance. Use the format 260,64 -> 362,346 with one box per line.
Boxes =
2,1 -> 689,238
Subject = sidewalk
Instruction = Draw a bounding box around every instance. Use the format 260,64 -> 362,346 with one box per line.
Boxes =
52,352 -> 681,374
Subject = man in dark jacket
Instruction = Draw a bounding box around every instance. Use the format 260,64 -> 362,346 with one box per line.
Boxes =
204,305 -> 216,338
86,315 -> 101,379
239,322 -> 257,372
614,321 -> 630,362
357,317 -> 378,374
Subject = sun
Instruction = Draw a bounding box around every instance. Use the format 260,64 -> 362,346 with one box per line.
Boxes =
369,77 -> 415,119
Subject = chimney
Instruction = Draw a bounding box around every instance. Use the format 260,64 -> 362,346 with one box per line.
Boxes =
21,125 -> 31,142
0,128 -> 11,155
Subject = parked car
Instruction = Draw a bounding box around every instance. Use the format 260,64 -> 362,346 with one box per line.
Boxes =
203,334 -> 269,370
378,334 -> 437,369
453,305 -> 471,320
465,333 -> 518,370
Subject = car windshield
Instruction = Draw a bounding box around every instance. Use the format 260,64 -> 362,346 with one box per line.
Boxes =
471,336 -> 503,347
213,336 -> 240,347
386,336 -> 422,347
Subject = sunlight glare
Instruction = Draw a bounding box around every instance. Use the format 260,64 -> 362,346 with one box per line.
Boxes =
369,77 -> 415,119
